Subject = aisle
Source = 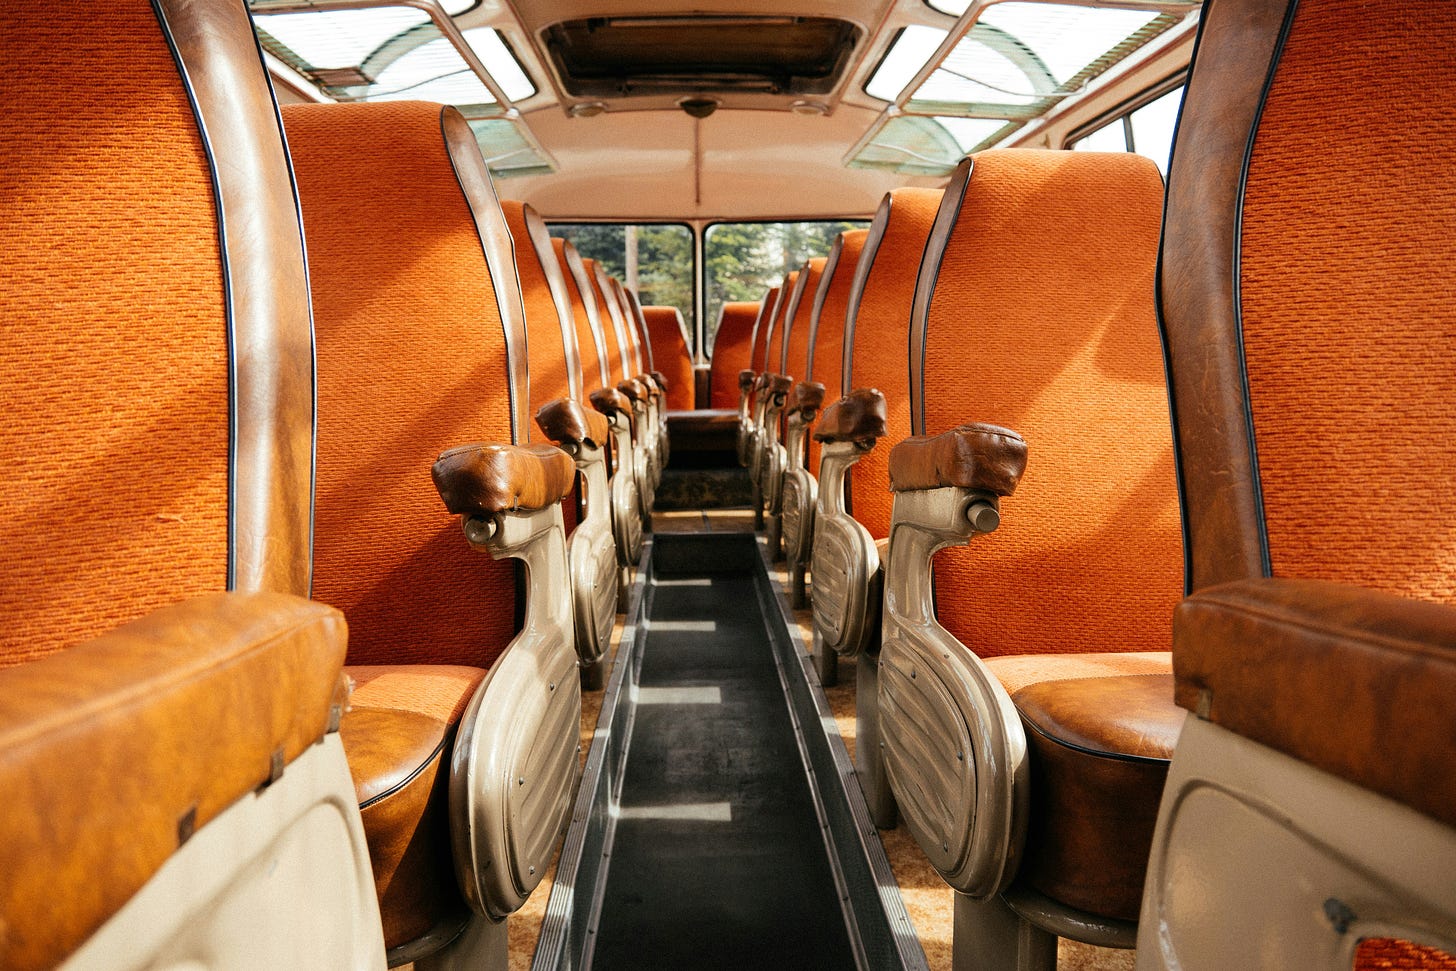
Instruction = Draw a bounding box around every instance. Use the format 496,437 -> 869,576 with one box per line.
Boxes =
590,534 -> 856,970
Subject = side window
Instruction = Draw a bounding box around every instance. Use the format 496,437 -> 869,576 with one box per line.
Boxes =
703,221 -> 867,356
550,222 -> 695,338
1069,84 -> 1184,174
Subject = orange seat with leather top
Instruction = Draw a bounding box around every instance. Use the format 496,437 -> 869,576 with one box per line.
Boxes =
0,1 -> 357,967
842,188 -> 943,540
780,256 -> 828,386
585,259 -> 633,384
749,286 -> 782,378
643,305 -> 695,411
285,100 -> 545,956
710,301 -> 761,409
805,230 -> 868,476
761,269 -> 800,381
1145,0 -> 1456,966
503,200 -> 579,410
904,149 -> 1181,924
555,238 -> 613,394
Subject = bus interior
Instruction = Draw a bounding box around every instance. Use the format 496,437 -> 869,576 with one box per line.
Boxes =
2,0 -> 1454,969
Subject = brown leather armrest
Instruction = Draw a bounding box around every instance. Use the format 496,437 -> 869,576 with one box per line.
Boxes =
650,369 -> 668,392
814,388 -> 887,445
589,386 -> 630,419
432,442 -> 576,516
536,397 -> 610,450
0,592 -> 347,971
618,378 -> 648,404
887,423 -> 1027,495
738,369 -> 756,393
1175,577 -> 1456,828
790,381 -> 826,418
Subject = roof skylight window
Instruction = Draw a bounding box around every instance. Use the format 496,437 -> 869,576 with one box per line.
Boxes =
252,5 -> 534,108
853,0 -> 1197,174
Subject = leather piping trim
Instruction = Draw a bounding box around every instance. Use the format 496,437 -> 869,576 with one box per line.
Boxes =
266,37 -> 320,598
842,193 -> 893,396
1019,714 -> 1173,768
357,732 -> 451,811
153,0 -> 317,597
806,234 -> 844,380
778,267 -> 814,374
152,0 -> 236,589
525,206 -> 583,400
910,156 -> 974,436
1232,0 -> 1302,581
441,106 -> 530,444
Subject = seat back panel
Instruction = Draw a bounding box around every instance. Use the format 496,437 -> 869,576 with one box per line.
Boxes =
286,101 -> 519,669
1239,0 -> 1456,603
918,151 -> 1181,658
842,187 -> 942,540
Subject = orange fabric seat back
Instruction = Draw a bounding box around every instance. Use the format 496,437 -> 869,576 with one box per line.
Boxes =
643,307 -> 695,410
555,239 -> 612,392
749,287 -> 782,375
915,150 -> 1181,659
762,270 -> 801,380
0,0 -> 314,667
585,259 -> 630,383
1231,1 -> 1455,604
781,257 -> 828,383
284,101 -> 527,670
710,302 -> 761,408
503,201 -> 579,409
842,188 -> 943,540
806,230 -> 868,474
613,280 -> 649,378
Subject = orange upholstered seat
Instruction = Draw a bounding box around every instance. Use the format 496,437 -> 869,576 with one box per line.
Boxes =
710,301 -> 761,409
749,286 -> 782,378
1,2 -> 355,966
643,306 -> 695,411
503,200 -> 581,412
780,257 -> 828,387
880,150 -> 1180,942
555,238 -> 614,394
842,188 -> 943,540
804,230 -> 868,477
1141,1 -> 1456,966
285,101 -> 573,958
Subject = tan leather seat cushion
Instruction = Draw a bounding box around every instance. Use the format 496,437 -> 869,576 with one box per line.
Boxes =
985,652 -> 1183,922
340,664 -> 487,952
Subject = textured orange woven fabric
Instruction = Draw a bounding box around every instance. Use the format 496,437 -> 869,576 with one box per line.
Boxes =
553,239 -> 609,391
285,102 -> 518,669
0,4 -> 228,666
1240,0 -> 1456,604
922,151 -> 1180,658
585,260 -> 629,383
765,271 -> 800,378
710,302 -> 760,408
845,188 -> 943,540
750,287 -> 782,374
643,307 -> 694,410
348,664 -> 487,725
783,257 -> 827,385
501,201 -> 572,410
807,231 -> 868,475
1357,939 -> 1456,971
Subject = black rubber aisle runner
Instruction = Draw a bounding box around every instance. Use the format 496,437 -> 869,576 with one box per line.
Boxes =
591,535 -> 856,969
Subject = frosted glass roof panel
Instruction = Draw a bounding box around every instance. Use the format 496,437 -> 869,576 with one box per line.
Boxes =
253,7 -> 533,106
846,115 -> 1015,175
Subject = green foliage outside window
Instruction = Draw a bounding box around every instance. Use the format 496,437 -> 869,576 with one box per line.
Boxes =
705,221 -> 865,356
551,223 -> 694,341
